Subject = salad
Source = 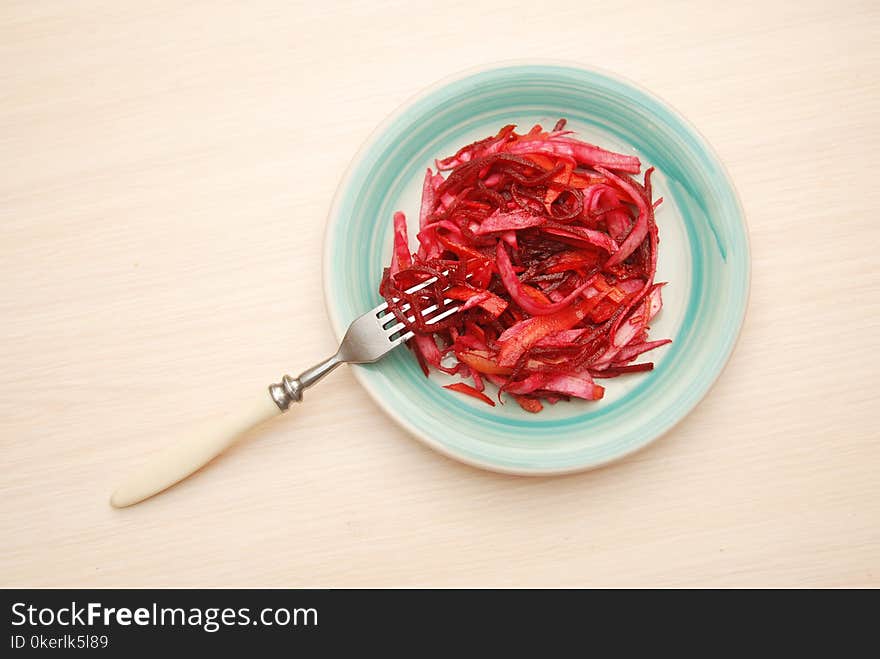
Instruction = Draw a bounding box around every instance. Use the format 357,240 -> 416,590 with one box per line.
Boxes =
379,120 -> 668,413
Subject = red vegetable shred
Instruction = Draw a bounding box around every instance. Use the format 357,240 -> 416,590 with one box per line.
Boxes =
379,120 -> 670,412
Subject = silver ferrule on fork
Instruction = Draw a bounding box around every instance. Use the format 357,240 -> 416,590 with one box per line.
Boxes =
268,354 -> 342,411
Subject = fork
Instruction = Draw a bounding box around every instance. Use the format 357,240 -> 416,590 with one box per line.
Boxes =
110,278 -> 459,508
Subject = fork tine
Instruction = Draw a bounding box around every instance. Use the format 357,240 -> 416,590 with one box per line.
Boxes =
392,302 -> 461,346
370,274 -> 442,316
383,297 -> 456,336
371,269 -> 475,320
424,304 -> 460,325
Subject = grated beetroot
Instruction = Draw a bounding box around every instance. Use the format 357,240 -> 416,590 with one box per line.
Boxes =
379,120 -> 669,412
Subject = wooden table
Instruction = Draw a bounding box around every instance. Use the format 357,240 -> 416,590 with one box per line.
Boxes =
2,0 -> 877,588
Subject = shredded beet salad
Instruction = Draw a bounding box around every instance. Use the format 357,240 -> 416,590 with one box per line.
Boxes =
379,119 -> 669,413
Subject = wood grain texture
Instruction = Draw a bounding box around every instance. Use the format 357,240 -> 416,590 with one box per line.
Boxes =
1,0 -> 878,587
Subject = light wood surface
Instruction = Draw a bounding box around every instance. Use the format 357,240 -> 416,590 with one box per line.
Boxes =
1,0 -> 878,588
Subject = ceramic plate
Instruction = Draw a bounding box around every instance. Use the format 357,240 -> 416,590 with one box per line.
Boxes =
323,63 -> 749,474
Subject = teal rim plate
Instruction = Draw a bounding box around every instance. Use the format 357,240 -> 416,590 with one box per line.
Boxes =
323,63 -> 750,475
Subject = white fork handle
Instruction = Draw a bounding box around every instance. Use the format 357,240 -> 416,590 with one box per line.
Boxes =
110,394 -> 280,508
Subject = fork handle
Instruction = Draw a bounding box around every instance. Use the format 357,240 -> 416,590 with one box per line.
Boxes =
110,357 -> 344,508
110,393 -> 280,508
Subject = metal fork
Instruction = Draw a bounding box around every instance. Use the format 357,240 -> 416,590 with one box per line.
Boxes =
110,279 -> 459,508
269,280 -> 459,411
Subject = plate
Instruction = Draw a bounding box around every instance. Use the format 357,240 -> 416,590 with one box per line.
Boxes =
323,63 -> 749,474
